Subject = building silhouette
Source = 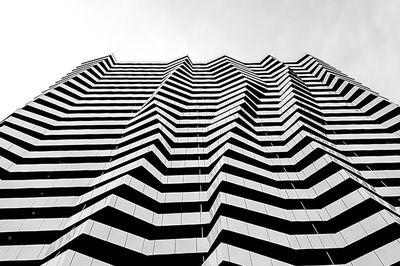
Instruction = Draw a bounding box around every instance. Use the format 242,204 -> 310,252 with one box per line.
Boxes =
0,54 -> 400,265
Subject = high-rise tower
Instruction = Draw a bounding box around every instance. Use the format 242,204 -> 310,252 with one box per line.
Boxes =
0,54 -> 400,265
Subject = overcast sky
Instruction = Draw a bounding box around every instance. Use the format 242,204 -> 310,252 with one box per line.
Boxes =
0,0 -> 399,121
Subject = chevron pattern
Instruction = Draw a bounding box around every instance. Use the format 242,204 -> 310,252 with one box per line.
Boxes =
0,54 -> 400,265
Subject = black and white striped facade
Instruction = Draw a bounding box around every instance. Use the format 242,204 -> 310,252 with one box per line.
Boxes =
0,54 -> 400,265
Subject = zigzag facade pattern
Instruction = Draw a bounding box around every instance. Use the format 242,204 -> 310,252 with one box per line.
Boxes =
0,54 -> 400,265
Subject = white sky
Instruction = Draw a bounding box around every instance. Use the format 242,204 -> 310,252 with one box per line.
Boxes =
0,0 -> 399,121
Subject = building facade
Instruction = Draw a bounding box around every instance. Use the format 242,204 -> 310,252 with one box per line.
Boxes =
0,54 -> 400,265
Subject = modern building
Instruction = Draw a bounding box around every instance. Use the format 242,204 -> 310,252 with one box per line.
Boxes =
0,54 -> 400,265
